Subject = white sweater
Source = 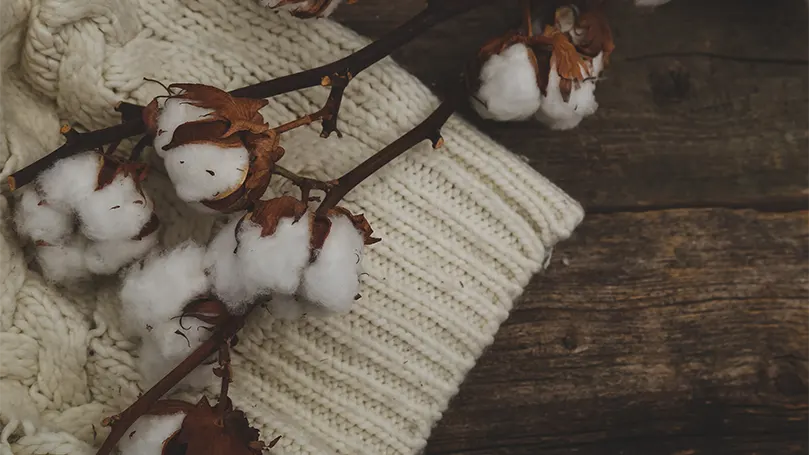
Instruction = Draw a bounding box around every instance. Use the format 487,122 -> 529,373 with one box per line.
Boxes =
0,0 -> 584,453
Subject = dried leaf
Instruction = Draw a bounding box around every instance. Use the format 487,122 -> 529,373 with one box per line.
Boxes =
201,132 -> 282,214
575,9 -> 615,65
181,298 -> 230,326
551,31 -> 587,82
161,119 -> 244,152
143,98 -> 160,137
248,196 -> 308,238
168,84 -> 269,137
159,397 -> 265,455
327,207 -> 380,245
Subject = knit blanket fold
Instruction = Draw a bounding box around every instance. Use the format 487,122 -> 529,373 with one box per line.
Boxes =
0,1 -> 584,454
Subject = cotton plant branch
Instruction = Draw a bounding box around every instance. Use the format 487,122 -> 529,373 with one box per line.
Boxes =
6,0 -> 489,192
96,310 -> 250,455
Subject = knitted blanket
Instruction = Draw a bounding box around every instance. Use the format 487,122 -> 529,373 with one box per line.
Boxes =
0,0 -> 584,453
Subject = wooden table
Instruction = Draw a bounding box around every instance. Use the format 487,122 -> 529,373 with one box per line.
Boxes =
334,1 -> 809,453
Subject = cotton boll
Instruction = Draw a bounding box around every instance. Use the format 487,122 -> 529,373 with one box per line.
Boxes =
204,217 -> 253,313
36,236 -> 90,283
13,187 -> 73,245
153,97 -> 213,157
85,232 -> 159,275
120,241 -> 210,337
37,151 -> 100,209
535,54 -> 602,130
472,43 -> 542,121
163,143 -> 249,203
300,215 -> 365,314
117,412 -> 186,455
237,215 -> 311,297
76,174 -> 154,241
138,337 -> 215,392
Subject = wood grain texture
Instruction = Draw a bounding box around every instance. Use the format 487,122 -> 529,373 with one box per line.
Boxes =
334,0 -> 809,212
427,209 -> 808,454
332,1 -> 809,454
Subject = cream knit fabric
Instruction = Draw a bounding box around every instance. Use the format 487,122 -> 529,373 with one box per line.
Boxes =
0,0 -> 584,454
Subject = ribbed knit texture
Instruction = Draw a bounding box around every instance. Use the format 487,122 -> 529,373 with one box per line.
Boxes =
0,0 -> 584,454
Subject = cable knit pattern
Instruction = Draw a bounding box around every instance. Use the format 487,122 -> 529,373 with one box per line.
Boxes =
0,1 -> 584,453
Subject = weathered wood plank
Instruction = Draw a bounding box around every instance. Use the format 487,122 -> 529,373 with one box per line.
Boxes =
334,0 -> 809,211
425,208 -> 808,454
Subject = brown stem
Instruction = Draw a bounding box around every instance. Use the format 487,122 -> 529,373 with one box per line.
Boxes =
215,342 -> 232,416
274,165 -> 335,203
8,120 -> 145,191
129,135 -> 151,162
316,89 -> 460,215
7,0 -> 489,192
95,310 -> 249,455
522,0 -> 533,37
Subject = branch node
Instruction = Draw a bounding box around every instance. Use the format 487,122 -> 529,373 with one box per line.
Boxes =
428,130 -> 445,149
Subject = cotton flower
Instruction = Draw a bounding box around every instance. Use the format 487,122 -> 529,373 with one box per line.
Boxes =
84,232 -> 159,275
260,0 -> 344,18
120,241 -> 210,338
152,97 -> 213,158
76,172 -> 155,242
37,151 -> 100,210
13,187 -> 73,245
236,214 -> 311,298
471,43 -> 542,121
204,217 -> 253,314
117,412 -> 186,455
35,235 -> 91,283
535,52 -> 603,130
300,213 -> 366,314
162,143 -> 250,203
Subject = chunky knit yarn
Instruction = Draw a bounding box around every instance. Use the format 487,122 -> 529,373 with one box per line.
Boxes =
0,0 -> 584,453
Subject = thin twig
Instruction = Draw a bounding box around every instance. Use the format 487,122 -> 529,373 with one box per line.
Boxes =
129,135 -> 151,162
522,0 -> 533,37
7,0 -> 489,192
215,342 -> 232,416
316,88 -> 461,215
273,165 -> 335,203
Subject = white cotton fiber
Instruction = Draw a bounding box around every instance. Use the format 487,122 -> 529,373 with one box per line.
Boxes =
76,174 -> 154,241
137,337 -> 216,391
472,43 -> 542,121
149,318 -> 213,360
117,412 -> 186,455
535,53 -> 603,130
36,235 -> 90,283
153,97 -> 213,157
13,187 -> 74,245
85,232 -> 159,275
300,215 -> 365,314
237,215 -> 311,297
204,217 -> 254,313
260,0 -> 343,17
267,294 -> 327,321
119,241 -> 210,337
163,143 -> 250,203
37,151 -> 100,209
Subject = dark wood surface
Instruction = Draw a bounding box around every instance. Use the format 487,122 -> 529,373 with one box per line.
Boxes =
333,1 -> 809,454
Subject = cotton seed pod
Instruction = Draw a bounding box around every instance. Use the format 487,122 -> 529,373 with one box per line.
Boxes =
142,396 -> 272,455
152,83 -> 284,213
